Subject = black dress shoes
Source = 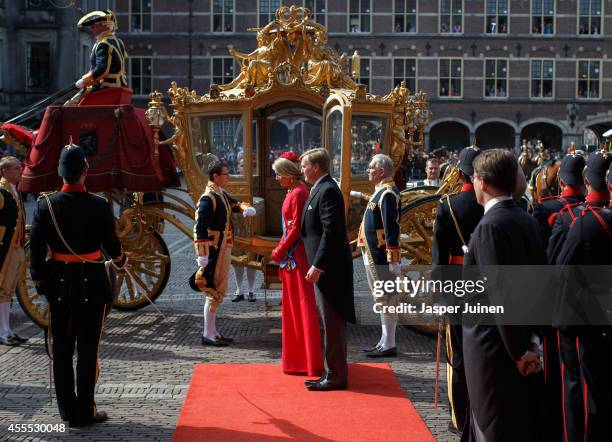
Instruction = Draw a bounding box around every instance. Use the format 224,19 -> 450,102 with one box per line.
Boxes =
306,380 -> 347,392
231,294 -> 245,302
362,344 -> 381,353
201,336 -> 228,347
247,292 -> 256,302
366,347 -> 397,358
216,334 -> 234,343
0,336 -> 19,346
69,411 -> 108,428
9,333 -> 28,343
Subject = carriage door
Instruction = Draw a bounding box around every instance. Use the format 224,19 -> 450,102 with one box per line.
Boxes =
263,106 -> 322,236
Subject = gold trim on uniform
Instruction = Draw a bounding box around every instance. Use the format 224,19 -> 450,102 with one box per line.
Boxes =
386,248 -> 401,263
194,241 -> 209,257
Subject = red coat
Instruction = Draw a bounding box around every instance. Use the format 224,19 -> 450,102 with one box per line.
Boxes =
272,183 -> 323,376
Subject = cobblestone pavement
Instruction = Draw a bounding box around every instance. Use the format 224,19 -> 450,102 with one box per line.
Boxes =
0,191 -> 458,441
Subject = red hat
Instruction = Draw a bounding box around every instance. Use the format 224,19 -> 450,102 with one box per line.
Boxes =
280,151 -> 300,163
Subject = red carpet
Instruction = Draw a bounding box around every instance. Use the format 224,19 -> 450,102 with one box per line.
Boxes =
173,363 -> 435,441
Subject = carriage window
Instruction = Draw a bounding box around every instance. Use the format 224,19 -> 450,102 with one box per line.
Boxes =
351,116 -> 385,177
189,115 -> 245,177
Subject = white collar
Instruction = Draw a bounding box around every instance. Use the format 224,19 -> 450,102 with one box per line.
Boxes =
310,173 -> 328,192
424,179 -> 439,186
484,195 -> 512,214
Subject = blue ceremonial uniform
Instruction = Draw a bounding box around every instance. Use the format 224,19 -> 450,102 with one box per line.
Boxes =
80,31 -> 128,90
193,181 -> 244,309
358,177 -> 401,266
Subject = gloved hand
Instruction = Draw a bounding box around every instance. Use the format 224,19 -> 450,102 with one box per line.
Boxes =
389,262 -> 402,276
242,206 -> 256,217
350,190 -> 362,199
75,78 -> 85,89
196,256 -> 208,268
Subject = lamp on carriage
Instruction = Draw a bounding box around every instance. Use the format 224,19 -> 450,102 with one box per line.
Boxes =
145,91 -> 165,159
351,50 -> 360,80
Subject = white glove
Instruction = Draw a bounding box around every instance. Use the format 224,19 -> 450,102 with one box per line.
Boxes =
75,78 -> 85,89
196,256 -> 208,268
350,190 -> 362,199
389,262 -> 402,276
242,206 -> 256,217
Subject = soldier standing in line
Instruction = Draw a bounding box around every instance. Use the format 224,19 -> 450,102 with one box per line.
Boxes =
529,153 -> 585,442
191,161 -> 256,347
431,145 -> 483,437
29,143 -> 127,427
531,153 -> 586,249
552,151 -> 611,442
351,154 -> 402,358
548,151 -> 611,264
0,157 -> 28,346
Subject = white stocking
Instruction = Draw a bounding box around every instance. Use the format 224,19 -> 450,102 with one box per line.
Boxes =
0,303 -> 9,339
202,300 -> 216,339
380,313 -> 397,350
246,267 -> 256,293
233,265 -> 244,295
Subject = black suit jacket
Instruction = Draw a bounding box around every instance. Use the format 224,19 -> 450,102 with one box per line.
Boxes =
463,199 -> 546,441
301,175 -> 356,323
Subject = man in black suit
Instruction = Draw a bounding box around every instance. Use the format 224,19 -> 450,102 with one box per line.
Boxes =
463,149 -> 546,441
432,145 -> 483,438
29,143 -> 127,427
300,148 -> 355,391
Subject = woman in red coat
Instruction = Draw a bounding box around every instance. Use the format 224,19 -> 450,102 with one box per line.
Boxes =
271,152 -> 323,376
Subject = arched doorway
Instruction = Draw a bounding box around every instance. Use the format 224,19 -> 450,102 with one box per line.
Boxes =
475,122 -> 515,150
520,122 -> 562,151
428,120 -> 470,153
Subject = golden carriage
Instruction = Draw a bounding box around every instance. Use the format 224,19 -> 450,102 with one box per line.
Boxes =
16,6 -> 453,330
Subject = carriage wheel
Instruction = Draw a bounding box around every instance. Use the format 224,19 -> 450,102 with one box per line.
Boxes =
112,231 -> 171,311
16,243 -> 49,329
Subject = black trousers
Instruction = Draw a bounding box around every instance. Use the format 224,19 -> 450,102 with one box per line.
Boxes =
314,285 -> 348,386
579,334 -> 612,442
446,322 -> 469,436
50,300 -> 106,424
542,327 -> 563,442
558,330 -> 584,442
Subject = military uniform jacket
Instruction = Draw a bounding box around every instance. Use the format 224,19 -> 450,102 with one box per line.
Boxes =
358,177 -> 400,266
547,195 -> 608,264
85,31 -> 128,89
554,206 -> 612,336
0,179 -> 25,285
532,188 -> 584,248
193,182 -> 243,291
29,187 -> 123,305
432,183 -> 483,266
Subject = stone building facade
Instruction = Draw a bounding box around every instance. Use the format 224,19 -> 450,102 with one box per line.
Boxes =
4,1 -> 612,151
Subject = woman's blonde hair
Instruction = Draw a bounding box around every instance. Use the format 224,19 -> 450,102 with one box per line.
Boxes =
272,157 -> 302,179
